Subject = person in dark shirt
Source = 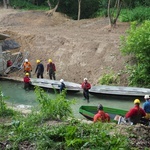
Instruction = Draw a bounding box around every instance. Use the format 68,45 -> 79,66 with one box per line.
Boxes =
143,95 -> 150,119
35,60 -> 44,78
47,59 -> 56,80
59,79 -> 66,93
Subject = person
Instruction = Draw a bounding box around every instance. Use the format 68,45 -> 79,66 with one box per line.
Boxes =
125,99 -> 146,125
93,104 -> 110,123
23,59 -> 32,77
81,78 -> 91,103
35,60 -> 44,78
59,79 -> 66,93
7,59 -> 12,67
47,59 -> 56,80
23,72 -> 31,91
143,95 -> 150,119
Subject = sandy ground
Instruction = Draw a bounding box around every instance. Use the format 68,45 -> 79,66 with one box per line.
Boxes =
0,8 -> 130,85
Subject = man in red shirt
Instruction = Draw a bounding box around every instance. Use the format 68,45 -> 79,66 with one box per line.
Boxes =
94,104 -> 110,123
47,59 -> 56,80
81,78 -> 91,103
125,99 -> 146,125
23,72 -> 31,91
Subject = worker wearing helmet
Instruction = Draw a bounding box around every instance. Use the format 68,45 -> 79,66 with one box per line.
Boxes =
93,104 -> 110,123
23,59 -> 32,77
59,79 -> 66,93
81,78 -> 91,103
47,59 -> 56,80
125,99 -> 146,125
143,95 -> 150,119
35,60 -> 44,78
23,72 -> 31,91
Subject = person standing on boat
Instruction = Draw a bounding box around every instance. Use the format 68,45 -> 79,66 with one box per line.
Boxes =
59,79 -> 66,93
23,59 -> 32,77
125,99 -> 146,125
93,104 -> 110,123
47,59 -> 56,80
35,60 -> 44,78
143,95 -> 150,119
81,78 -> 91,103
23,72 -> 31,91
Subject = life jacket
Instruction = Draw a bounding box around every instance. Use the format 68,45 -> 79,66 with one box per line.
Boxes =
97,111 -> 110,122
24,62 -> 32,71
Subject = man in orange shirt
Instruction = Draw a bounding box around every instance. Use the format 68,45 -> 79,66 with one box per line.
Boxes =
23,59 -> 32,77
93,104 -> 110,123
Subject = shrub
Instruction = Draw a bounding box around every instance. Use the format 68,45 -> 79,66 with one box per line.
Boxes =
34,86 -> 75,121
98,72 -> 120,85
120,21 -> 150,87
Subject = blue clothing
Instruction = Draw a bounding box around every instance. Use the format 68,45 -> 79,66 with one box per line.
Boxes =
59,82 -> 66,93
143,100 -> 150,113
35,63 -> 44,74
35,63 -> 44,78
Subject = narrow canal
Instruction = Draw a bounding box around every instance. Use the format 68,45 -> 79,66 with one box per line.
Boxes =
1,80 -> 145,119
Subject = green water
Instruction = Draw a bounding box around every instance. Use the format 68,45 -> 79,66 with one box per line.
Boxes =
1,80 -> 143,119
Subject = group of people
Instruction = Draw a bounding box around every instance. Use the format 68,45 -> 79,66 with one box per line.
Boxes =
94,95 -> 150,125
23,59 -> 56,79
23,58 -> 92,97
23,59 -> 150,126
23,58 -> 56,91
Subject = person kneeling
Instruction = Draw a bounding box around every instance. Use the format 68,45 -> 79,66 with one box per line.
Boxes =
93,104 -> 110,123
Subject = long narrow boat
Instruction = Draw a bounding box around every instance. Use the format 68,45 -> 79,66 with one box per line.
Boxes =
30,78 -> 82,92
89,85 -> 150,97
79,105 -> 127,121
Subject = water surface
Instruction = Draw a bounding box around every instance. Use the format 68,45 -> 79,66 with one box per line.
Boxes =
1,80 -> 144,119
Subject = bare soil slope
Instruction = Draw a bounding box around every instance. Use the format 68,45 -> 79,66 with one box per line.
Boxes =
0,8 -> 130,85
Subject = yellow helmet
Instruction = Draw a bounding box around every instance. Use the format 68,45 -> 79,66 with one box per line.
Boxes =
134,99 -> 140,104
25,73 -> 29,76
48,59 -> 52,63
36,60 -> 40,63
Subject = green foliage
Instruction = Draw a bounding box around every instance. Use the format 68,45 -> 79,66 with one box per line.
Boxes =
10,0 -> 48,10
119,7 -> 150,22
34,86 -> 75,120
120,21 -> 150,87
0,87 -> 15,117
98,72 -> 120,85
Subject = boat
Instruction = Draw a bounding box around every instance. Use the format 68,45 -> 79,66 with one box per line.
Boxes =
89,85 -> 150,97
30,78 -> 82,92
79,105 -> 127,121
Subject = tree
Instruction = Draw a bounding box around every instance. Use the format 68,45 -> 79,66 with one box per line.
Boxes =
108,0 -> 123,27
78,0 -> 81,20
121,21 -> 150,87
46,0 -> 60,16
3,0 -> 9,8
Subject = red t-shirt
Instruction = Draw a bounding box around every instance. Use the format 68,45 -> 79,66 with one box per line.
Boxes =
93,110 -> 110,123
24,76 -> 30,83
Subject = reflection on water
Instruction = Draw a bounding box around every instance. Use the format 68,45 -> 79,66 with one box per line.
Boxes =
0,80 -> 145,119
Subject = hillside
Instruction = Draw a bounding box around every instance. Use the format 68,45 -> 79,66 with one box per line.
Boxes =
0,8 -> 130,85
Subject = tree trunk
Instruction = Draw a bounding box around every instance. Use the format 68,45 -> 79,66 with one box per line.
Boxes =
3,0 -> 9,9
78,0 -> 81,20
46,0 -> 60,16
47,0 -> 52,10
108,0 -> 123,27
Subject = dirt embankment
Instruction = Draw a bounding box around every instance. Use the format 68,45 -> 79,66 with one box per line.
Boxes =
0,8 -> 130,85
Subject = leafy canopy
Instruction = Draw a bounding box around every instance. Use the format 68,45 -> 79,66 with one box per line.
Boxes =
121,21 -> 150,87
